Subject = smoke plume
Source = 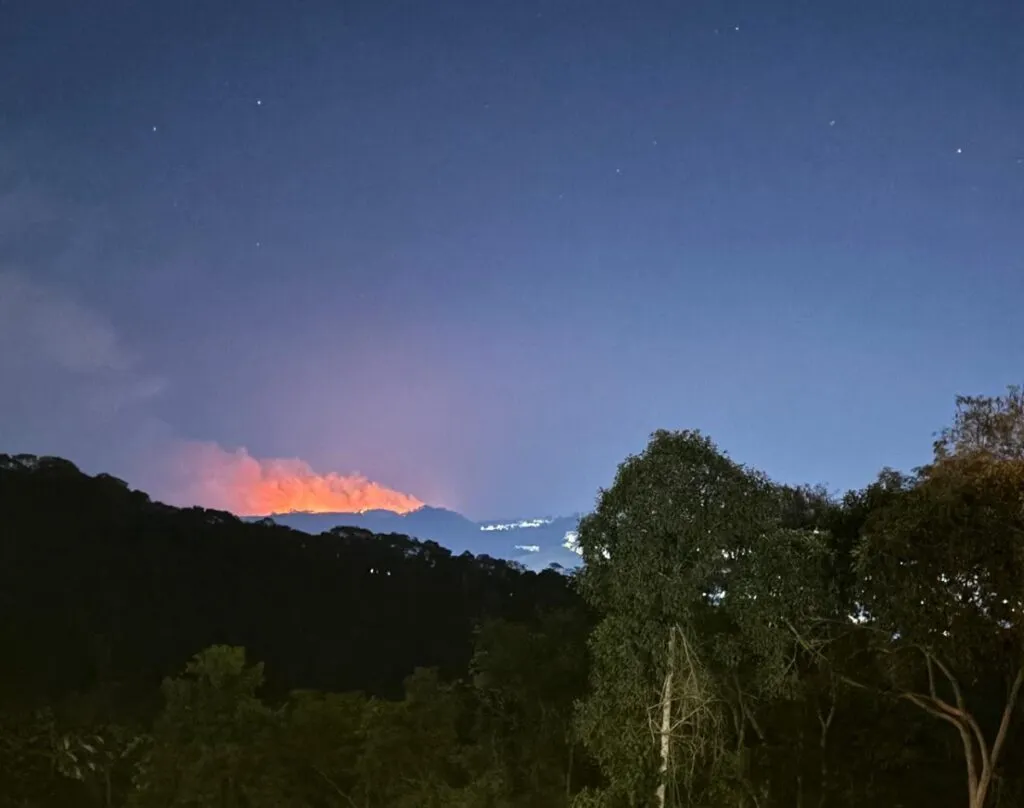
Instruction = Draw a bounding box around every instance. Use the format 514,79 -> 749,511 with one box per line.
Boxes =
169,442 -> 425,516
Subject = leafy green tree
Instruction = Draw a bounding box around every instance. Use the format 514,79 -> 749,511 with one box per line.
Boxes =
933,385 -> 1024,461
54,723 -> 149,808
129,646 -> 285,808
275,689 -> 368,806
854,389 -> 1024,808
574,430 -> 832,807
469,609 -> 592,805
0,707 -> 77,807
356,667 -> 470,807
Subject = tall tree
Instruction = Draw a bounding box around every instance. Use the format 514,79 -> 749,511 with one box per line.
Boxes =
574,430 -> 831,807
356,667 -> 470,808
129,646 -> 284,807
470,609 -> 592,805
275,689 -> 368,806
854,388 -> 1024,808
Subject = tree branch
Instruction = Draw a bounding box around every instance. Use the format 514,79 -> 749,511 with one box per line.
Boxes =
989,666 -> 1024,775
311,764 -> 359,808
926,653 -> 991,778
900,693 -> 979,800
816,684 -> 836,750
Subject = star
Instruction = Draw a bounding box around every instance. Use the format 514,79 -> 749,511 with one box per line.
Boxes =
152,125 -> 158,132
829,120 -> 836,127
256,99 -> 262,106
956,147 -> 963,154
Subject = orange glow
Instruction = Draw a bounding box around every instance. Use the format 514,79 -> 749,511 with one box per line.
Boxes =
172,442 -> 424,516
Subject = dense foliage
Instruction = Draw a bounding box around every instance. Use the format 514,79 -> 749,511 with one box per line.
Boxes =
0,455 -> 590,806
1,386 -> 1022,807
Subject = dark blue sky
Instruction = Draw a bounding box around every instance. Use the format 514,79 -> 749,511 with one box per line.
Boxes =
2,0 -> 1022,518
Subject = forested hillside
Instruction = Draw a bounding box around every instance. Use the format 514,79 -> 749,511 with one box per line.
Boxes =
1,387 -> 1023,807
0,454 -> 580,703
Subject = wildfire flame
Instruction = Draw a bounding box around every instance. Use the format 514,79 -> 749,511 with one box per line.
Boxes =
171,442 -> 424,516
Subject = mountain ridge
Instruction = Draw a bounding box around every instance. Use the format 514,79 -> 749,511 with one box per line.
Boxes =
0,452 -> 584,571
258,506 -> 583,571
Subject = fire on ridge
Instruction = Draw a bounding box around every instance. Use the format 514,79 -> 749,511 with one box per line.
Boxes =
173,442 -> 424,516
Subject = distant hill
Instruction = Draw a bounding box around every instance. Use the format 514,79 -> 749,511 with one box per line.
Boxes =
0,453 -> 581,704
262,507 -> 584,571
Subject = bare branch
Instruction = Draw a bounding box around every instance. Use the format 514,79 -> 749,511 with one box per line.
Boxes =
901,692 -> 979,799
989,666 -> 1024,774
816,683 -> 836,750
311,764 -> 360,808
908,647 -> 990,782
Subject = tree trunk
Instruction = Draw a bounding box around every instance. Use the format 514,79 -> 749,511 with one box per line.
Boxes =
903,659 -> 1023,808
816,686 -> 836,808
970,666 -> 1023,808
795,721 -> 804,808
565,740 -> 574,799
656,629 -> 676,808
734,704 -> 746,808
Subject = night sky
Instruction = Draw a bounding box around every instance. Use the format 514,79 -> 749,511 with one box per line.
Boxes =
2,0 -> 1022,519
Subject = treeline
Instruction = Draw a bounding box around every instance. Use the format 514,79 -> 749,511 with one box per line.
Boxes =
1,387 -> 1023,807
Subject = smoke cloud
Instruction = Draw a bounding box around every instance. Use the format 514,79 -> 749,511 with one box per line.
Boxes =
0,270 -> 134,375
0,268 -> 167,460
168,441 -> 425,516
